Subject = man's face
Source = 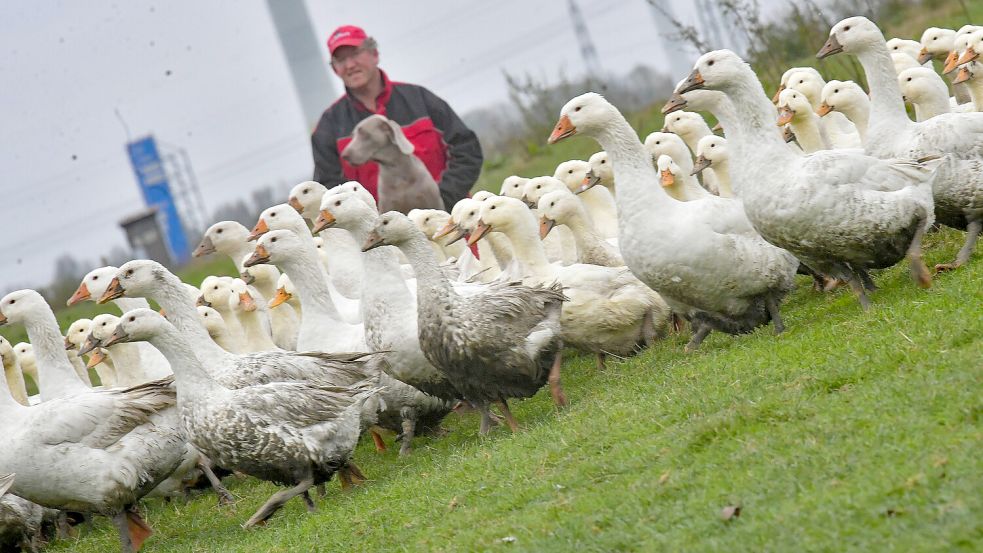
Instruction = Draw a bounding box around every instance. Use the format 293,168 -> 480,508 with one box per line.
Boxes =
331,45 -> 379,90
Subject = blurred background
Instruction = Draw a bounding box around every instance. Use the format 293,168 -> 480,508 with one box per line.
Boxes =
0,0 -> 970,303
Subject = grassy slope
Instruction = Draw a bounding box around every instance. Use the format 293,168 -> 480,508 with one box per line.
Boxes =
49,230 -> 982,553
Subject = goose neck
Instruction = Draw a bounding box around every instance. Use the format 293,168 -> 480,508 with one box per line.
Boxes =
914,95 -> 951,120
22,308 -> 89,401
399,234 -> 453,301
279,241 -> 344,320
719,70 -> 798,172
2,359 -> 29,406
856,46 -> 912,129
147,325 -> 220,396
593,119 -> 670,214
791,114 -> 826,153
152,277 -> 231,366
498,221 -> 553,281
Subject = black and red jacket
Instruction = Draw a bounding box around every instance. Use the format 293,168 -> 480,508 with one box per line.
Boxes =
311,71 -> 483,209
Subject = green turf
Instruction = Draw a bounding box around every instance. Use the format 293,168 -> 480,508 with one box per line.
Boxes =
45,227 -> 980,552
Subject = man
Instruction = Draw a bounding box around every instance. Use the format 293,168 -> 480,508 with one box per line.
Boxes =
312,25 -> 483,209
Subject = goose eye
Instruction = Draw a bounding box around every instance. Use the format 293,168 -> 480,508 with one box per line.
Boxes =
536,185 -> 541,189
907,77 -> 912,81
129,316 -> 135,322
568,170 -> 573,174
844,25 -> 851,31
600,160 -> 606,164
217,229 -> 223,234
213,286 -> 219,290
303,188 -> 309,193
834,89 -> 839,93
550,202 -> 555,207
271,237 -> 277,243
798,80 -> 803,84
335,200 -> 341,206
126,269 -> 134,276
491,205 -> 496,210
270,212 -> 276,217
707,60 -> 714,66
383,221 -> 389,225
93,276 -> 99,280
655,141 -> 661,145
711,144 -> 715,148
8,300 -> 14,305
574,106 -> 581,112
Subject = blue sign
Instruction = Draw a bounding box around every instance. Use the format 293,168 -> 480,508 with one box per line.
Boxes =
126,136 -> 189,263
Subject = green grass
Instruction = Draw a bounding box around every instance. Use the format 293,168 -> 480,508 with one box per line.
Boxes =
48,228 -> 981,552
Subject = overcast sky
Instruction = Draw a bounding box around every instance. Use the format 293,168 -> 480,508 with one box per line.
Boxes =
0,0 -> 759,291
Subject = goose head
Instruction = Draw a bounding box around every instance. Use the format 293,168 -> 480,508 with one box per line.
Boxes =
0,290 -> 49,328
773,67 -> 823,104
104,308 -> 172,347
471,190 -> 496,202
891,52 -> 921,74
583,151 -> 612,193
101,260 -> 172,304
665,77 -> 731,117
469,196 -> 531,246
886,38 -> 922,64
315,190 -> 376,234
288,180 -> 328,220
783,69 -> 826,109
522,176 -> 567,208
0,336 -> 16,371
661,110 -> 708,138
643,132 -> 691,169
537,189 -> 581,239
198,276 -> 234,310
81,314 -> 120,361
269,273 -> 296,309
693,135 -> 727,176
362,211 -> 420,251
250,203 -> 310,241
898,66 -> 950,104
408,208 -> 453,244
245,229 -> 302,269
548,92 -> 622,145
65,318 -> 93,351
676,50 -> 750,97
655,155 -> 683,189
553,160 -> 590,194
197,305 -> 228,338
918,27 -> 955,63
954,33 -> 983,78
12,343 -> 35,380
228,279 -> 258,313
195,221 -> 250,258
68,266 -> 118,306
239,262 -> 278,290
818,16 -> 885,60
500,175 -> 530,199
323,181 -> 377,211
776,88 -> 813,126
952,61 -> 978,86
449,198 -> 486,239
818,80 -> 867,117
944,27 -> 983,74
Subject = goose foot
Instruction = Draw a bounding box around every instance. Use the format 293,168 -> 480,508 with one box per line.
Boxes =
936,220 -> 980,273
370,428 -> 388,452
197,458 -> 234,506
316,484 -> 326,497
55,512 -> 76,540
302,491 -> 316,513
684,325 -> 711,352
909,255 -> 932,289
243,478 -> 314,528
112,506 -> 152,553
496,400 -> 521,432
845,274 -> 872,311
595,352 -> 606,371
765,295 -> 785,335
548,351 -> 568,408
478,404 -> 495,435
671,313 -> 685,333
858,270 -> 879,292
398,416 -> 416,457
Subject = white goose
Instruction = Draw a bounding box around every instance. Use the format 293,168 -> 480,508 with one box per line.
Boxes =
251,205 -> 363,325
919,26 -> 974,106
196,305 -> 239,353
227,278 -> 279,352
537,189 -> 624,267
418,204 -> 498,281
470,195 -> 670,367
820,16 -> 983,271
682,49 -> 938,308
898,66 -> 965,121
818,80 -> 870,142
781,68 -> 862,147
0,337 -> 28,406
435,198 -> 517,281
198,276 -> 249,353
777,88 -> 833,152
11,344 -> 37,397
887,37 -> 931,66
693,135 -> 733,198
240,262 -> 299,350
82,313 -> 172,386
192,221 -> 254,271
952,35 -> 983,111
0,289 -> 186,553
644,132 -> 713,200
269,272 -> 303,317
661,110 -> 721,194
583,151 -> 615,194
552,160 -> 619,239
550,92 -> 799,349
518,177 -> 579,265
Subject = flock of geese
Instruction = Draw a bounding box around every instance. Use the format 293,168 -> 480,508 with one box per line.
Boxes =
0,16 -> 980,553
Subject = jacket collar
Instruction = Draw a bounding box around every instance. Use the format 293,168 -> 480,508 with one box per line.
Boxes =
348,70 -> 393,115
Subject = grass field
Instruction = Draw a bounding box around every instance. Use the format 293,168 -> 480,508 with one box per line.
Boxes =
45,228 -> 981,552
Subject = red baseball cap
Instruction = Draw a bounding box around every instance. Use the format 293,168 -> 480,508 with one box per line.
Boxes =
328,25 -> 368,56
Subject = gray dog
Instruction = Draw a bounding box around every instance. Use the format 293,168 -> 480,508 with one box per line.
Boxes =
341,115 -> 445,214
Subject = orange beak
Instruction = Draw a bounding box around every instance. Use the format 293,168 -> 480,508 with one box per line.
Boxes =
432,219 -> 458,240
159,308 -> 167,318
942,50 -> 959,74
269,287 -> 292,309
917,47 -> 933,65
67,282 -> 91,306
539,216 -> 556,239
243,244 -> 271,267
466,220 -> 492,246
192,235 -> 216,258
676,69 -> 705,94
247,218 -> 269,241
957,46 -> 979,66
548,114 -> 576,144
661,93 -> 687,115
776,107 -> 795,126
771,84 -> 785,104
0,311 -> 6,326
238,292 -> 257,312
312,209 -> 336,234
660,169 -> 675,187
816,102 -> 833,117
816,34 -> 844,59
98,277 -> 125,304
288,196 -> 305,214
86,349 -> 107,370
953,66 -> 972,85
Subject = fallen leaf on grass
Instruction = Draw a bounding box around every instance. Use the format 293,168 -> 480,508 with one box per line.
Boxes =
659,471 -> 670,485
720,505 -> 741,521
500,536 -> 516,544
448,496 -> 458,511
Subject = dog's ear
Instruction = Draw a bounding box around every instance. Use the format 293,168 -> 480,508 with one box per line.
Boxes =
383,118 -> 415,155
